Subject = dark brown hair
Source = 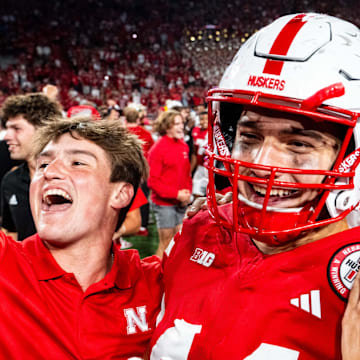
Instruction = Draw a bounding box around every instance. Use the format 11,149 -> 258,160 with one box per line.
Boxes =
1,93 -> 62,127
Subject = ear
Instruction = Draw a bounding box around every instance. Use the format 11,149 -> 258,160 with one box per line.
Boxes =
110,182 -> 134,210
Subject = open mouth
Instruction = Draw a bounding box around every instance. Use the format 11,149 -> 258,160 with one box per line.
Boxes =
7,144 -> 18,152
42,189 -> 73,210
251,184 -> 298,198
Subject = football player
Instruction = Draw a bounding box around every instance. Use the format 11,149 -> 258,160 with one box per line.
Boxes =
150,13 -> 360,359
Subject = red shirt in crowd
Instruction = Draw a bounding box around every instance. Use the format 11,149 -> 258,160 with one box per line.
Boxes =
147,135 -> 192,206
0,231 -> 162,359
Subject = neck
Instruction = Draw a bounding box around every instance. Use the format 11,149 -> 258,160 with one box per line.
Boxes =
27,158 -> 36,179
253,219 -> 349,255
46,236 -> 114,291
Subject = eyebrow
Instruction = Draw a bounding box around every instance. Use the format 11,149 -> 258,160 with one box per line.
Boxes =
37,149 -> 98,160
238,120 -> 325,141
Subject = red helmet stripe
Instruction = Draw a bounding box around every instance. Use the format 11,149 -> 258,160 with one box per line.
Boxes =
263,14 -> 307,75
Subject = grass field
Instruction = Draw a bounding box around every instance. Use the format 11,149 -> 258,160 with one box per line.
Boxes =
123,212 -> 159,258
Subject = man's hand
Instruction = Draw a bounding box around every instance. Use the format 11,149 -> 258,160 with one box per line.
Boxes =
177,189 -> 191,203
185,192 -> 233,219
342,273 -> 360,360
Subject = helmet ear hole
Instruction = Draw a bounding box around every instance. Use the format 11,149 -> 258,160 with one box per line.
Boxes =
335,191 -> 353,211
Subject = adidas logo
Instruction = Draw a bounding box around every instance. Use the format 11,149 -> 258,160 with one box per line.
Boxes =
9,194 -> 18,206
290,290 -> 321,319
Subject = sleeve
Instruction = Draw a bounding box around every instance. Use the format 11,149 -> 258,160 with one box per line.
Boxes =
147,142 -> 178,200
0,177 -> 16,232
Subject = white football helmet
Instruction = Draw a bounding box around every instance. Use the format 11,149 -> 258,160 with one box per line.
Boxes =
206,13 -> 360,245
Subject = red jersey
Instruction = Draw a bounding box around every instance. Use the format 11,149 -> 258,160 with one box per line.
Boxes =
127,125 -> 154,159
150,204 -> 359,359
148,135 -> 192,206
0,231 -> 162,359
191,126 -> 207,166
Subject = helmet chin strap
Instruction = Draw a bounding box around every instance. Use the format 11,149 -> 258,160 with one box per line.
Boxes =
236,192 -> 317,246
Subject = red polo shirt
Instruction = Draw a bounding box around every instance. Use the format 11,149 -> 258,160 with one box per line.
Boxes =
0,231 -> 162,359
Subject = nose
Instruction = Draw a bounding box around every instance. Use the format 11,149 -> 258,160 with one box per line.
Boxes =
3,128 -> 13,142
251,138 -> 284,178
43,159 -> 66,180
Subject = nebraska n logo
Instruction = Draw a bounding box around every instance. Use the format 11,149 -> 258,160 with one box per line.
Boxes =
124,306 -> 149,334
290,290 -> 321,319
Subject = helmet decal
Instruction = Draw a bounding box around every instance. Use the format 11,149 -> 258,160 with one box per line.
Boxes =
263,13 -> 308,76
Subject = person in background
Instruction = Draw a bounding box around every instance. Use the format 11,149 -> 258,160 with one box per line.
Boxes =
191,109 -> 209,198
0,122 -> 21,184
0,93 -> 62,240
0,116 -> 162,358
124,106 -> 154,159
173,104 -> 197,171
148,110 -> 192,258
124,106 -> 154,236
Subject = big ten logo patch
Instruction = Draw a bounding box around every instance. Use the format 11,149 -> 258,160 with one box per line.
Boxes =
328,243 -> 360,301
190,248 -> 215,267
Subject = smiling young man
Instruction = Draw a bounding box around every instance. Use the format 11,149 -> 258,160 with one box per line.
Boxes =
0,93 -> 62,240
150,14 -> 360,359
0,117 -> 162,359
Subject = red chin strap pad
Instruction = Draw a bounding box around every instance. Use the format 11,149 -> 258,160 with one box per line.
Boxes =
238,201 -> 314,245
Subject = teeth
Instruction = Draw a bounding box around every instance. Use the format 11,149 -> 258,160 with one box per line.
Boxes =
43,189 -> 72,204
252,185 -> 293,197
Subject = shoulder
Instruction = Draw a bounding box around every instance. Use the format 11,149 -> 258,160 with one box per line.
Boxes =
2,165 -> 22,184
149,136 -> 166,153
192,126 -> 200,136
117,249 -> 163,297
0,230 -> 12,245
166,206 -> 235,266
0,230 -> 28,259
116,249 -> 162,282
139,126 -> 153,137
140,255 -> 162,285
179,209 -> 227,246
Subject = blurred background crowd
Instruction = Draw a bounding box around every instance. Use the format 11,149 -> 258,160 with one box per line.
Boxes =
0,0 -> 359,118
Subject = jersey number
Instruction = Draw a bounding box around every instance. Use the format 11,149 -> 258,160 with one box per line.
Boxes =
245,343 -> 299,360
151,320 -> 299,359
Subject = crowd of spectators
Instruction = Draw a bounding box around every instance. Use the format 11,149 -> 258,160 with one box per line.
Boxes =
1,0 -> 359,118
